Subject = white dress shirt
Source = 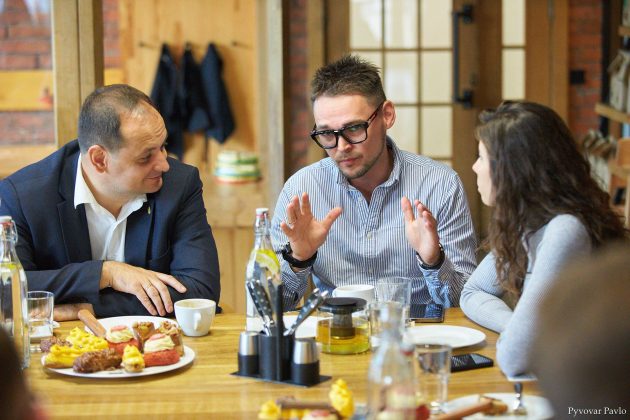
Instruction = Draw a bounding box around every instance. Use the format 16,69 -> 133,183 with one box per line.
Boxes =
74,156 -> 146,262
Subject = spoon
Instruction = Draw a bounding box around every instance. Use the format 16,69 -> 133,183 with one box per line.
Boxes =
512,382 -> 528,415
284,289 -> 328,336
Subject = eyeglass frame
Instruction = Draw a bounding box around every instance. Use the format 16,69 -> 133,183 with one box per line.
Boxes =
309,101 -> 385,150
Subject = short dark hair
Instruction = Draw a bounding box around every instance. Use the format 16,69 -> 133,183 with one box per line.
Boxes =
77,84 -> 158,154
310,54 -> 386,106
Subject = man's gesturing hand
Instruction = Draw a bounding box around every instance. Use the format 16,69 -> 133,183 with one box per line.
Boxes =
401,196 -> 441,266
100,261 -> 187,316
280,192 -> 342,261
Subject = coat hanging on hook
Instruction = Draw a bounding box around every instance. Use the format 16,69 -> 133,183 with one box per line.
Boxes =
200,43 -> 235,144
182,45 -> 211,132
150,44 -> 185,158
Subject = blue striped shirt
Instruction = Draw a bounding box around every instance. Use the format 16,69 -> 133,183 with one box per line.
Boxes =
271,138 -> 477,310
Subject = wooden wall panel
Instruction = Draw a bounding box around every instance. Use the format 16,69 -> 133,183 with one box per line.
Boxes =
118,0 -> 258,175
526,0 -> 569,120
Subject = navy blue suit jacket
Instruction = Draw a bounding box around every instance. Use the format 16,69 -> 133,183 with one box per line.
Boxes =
0,141 -> 220,317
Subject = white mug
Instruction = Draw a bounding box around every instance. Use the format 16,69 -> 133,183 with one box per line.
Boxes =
332,284 -> 375,304
174,299 -> 216,336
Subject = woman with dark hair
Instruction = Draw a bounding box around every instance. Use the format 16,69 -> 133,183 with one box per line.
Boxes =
460,101 -> 627,376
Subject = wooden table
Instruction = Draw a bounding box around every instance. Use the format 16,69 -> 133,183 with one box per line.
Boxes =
26,309 -> 536,419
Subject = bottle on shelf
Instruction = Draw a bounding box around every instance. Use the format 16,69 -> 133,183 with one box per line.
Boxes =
245,208 -> 281,332
0,216 -> 29,368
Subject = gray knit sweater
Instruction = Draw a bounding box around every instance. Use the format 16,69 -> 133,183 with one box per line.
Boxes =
460,214 -> 592,376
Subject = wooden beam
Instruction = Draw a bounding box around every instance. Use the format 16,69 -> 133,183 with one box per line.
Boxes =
52,0 -> 104,147
526,0 -> 568,120
51,0 -> 81,147
257,0 -> 284,206
78,0 -> 105,103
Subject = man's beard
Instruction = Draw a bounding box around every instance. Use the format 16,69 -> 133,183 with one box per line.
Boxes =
336,137 -> 386,180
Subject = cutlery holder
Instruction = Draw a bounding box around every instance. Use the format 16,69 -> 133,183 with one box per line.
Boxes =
259,332 -> 294,381
233,283 -> 330,387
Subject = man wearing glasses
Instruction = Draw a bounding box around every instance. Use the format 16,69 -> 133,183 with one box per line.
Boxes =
271,55 -> 477,309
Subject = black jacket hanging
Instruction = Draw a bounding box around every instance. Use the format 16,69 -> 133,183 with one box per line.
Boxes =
150,44 -> 185,158
181,43 -> 211,133
200,43 -> 235,143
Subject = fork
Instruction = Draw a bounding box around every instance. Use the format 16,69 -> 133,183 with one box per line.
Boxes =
512,382 -> 528,415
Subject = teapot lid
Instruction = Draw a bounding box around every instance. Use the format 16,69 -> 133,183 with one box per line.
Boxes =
319,297 -> 366,314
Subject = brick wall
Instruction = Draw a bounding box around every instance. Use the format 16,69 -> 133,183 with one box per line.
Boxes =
0,0 -> 120,146
287,0 -> 311,175
568,0 -> 603,140
0,0 -> 51,71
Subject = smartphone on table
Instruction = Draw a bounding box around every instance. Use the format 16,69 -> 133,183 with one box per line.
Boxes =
409,303 -> 444,323
451,353 -> 494,372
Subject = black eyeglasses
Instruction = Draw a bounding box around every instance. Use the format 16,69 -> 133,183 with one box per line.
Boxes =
310,101 -> 385,150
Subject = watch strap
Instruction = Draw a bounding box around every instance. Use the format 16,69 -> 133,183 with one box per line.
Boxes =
416,243 -> 445,270
281,242 -> 317,268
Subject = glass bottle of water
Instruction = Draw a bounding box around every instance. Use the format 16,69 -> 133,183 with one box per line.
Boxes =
245,208 -> 280,331
367,302 -> 417,419
0,216 -> 29,368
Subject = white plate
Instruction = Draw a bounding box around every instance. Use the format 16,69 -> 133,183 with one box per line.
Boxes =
445,393 -> 554,419
42,315 -> 193,378
404,325 -> 486,348
42,345 -> 194,378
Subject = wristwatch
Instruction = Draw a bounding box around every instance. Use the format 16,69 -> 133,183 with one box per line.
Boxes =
281,242 -> 317,268
416,243 -> 445,270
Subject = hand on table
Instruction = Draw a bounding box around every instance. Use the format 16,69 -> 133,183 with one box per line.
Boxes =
101,261 -> 187,316
280,192 -> 342,261
401,196 -> 441,266
54,303 -> 94,321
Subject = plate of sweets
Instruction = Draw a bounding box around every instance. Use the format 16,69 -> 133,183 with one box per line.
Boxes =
41,315 -> 194,378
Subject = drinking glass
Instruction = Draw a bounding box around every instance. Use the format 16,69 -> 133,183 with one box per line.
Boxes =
414,343 -> 452,414
27,291 -> 54,352
367,300 -> 403,350
376,277 -> 412,325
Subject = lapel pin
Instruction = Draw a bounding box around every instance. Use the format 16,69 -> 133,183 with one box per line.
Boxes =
147,206 -> 151,215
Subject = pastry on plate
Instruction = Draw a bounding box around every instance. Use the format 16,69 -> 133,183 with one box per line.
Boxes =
132,321 -> 156,351
40,336 -> 71,353
122,344 -> 145,373
157,320 -> 184,356
106,325 -> 139,356
73,348 -> 122,373
479,395 -> 509,415
44,344 -> 85,369
143,333 -> 180,367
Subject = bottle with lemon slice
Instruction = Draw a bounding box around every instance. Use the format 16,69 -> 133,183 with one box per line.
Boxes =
245,208 -> 281,331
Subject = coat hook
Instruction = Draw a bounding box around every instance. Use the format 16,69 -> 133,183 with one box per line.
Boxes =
138,41 -> 159,49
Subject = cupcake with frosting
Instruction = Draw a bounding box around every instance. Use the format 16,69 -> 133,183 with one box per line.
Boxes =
143,333 -> 180,367
106,325 -> 139,356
